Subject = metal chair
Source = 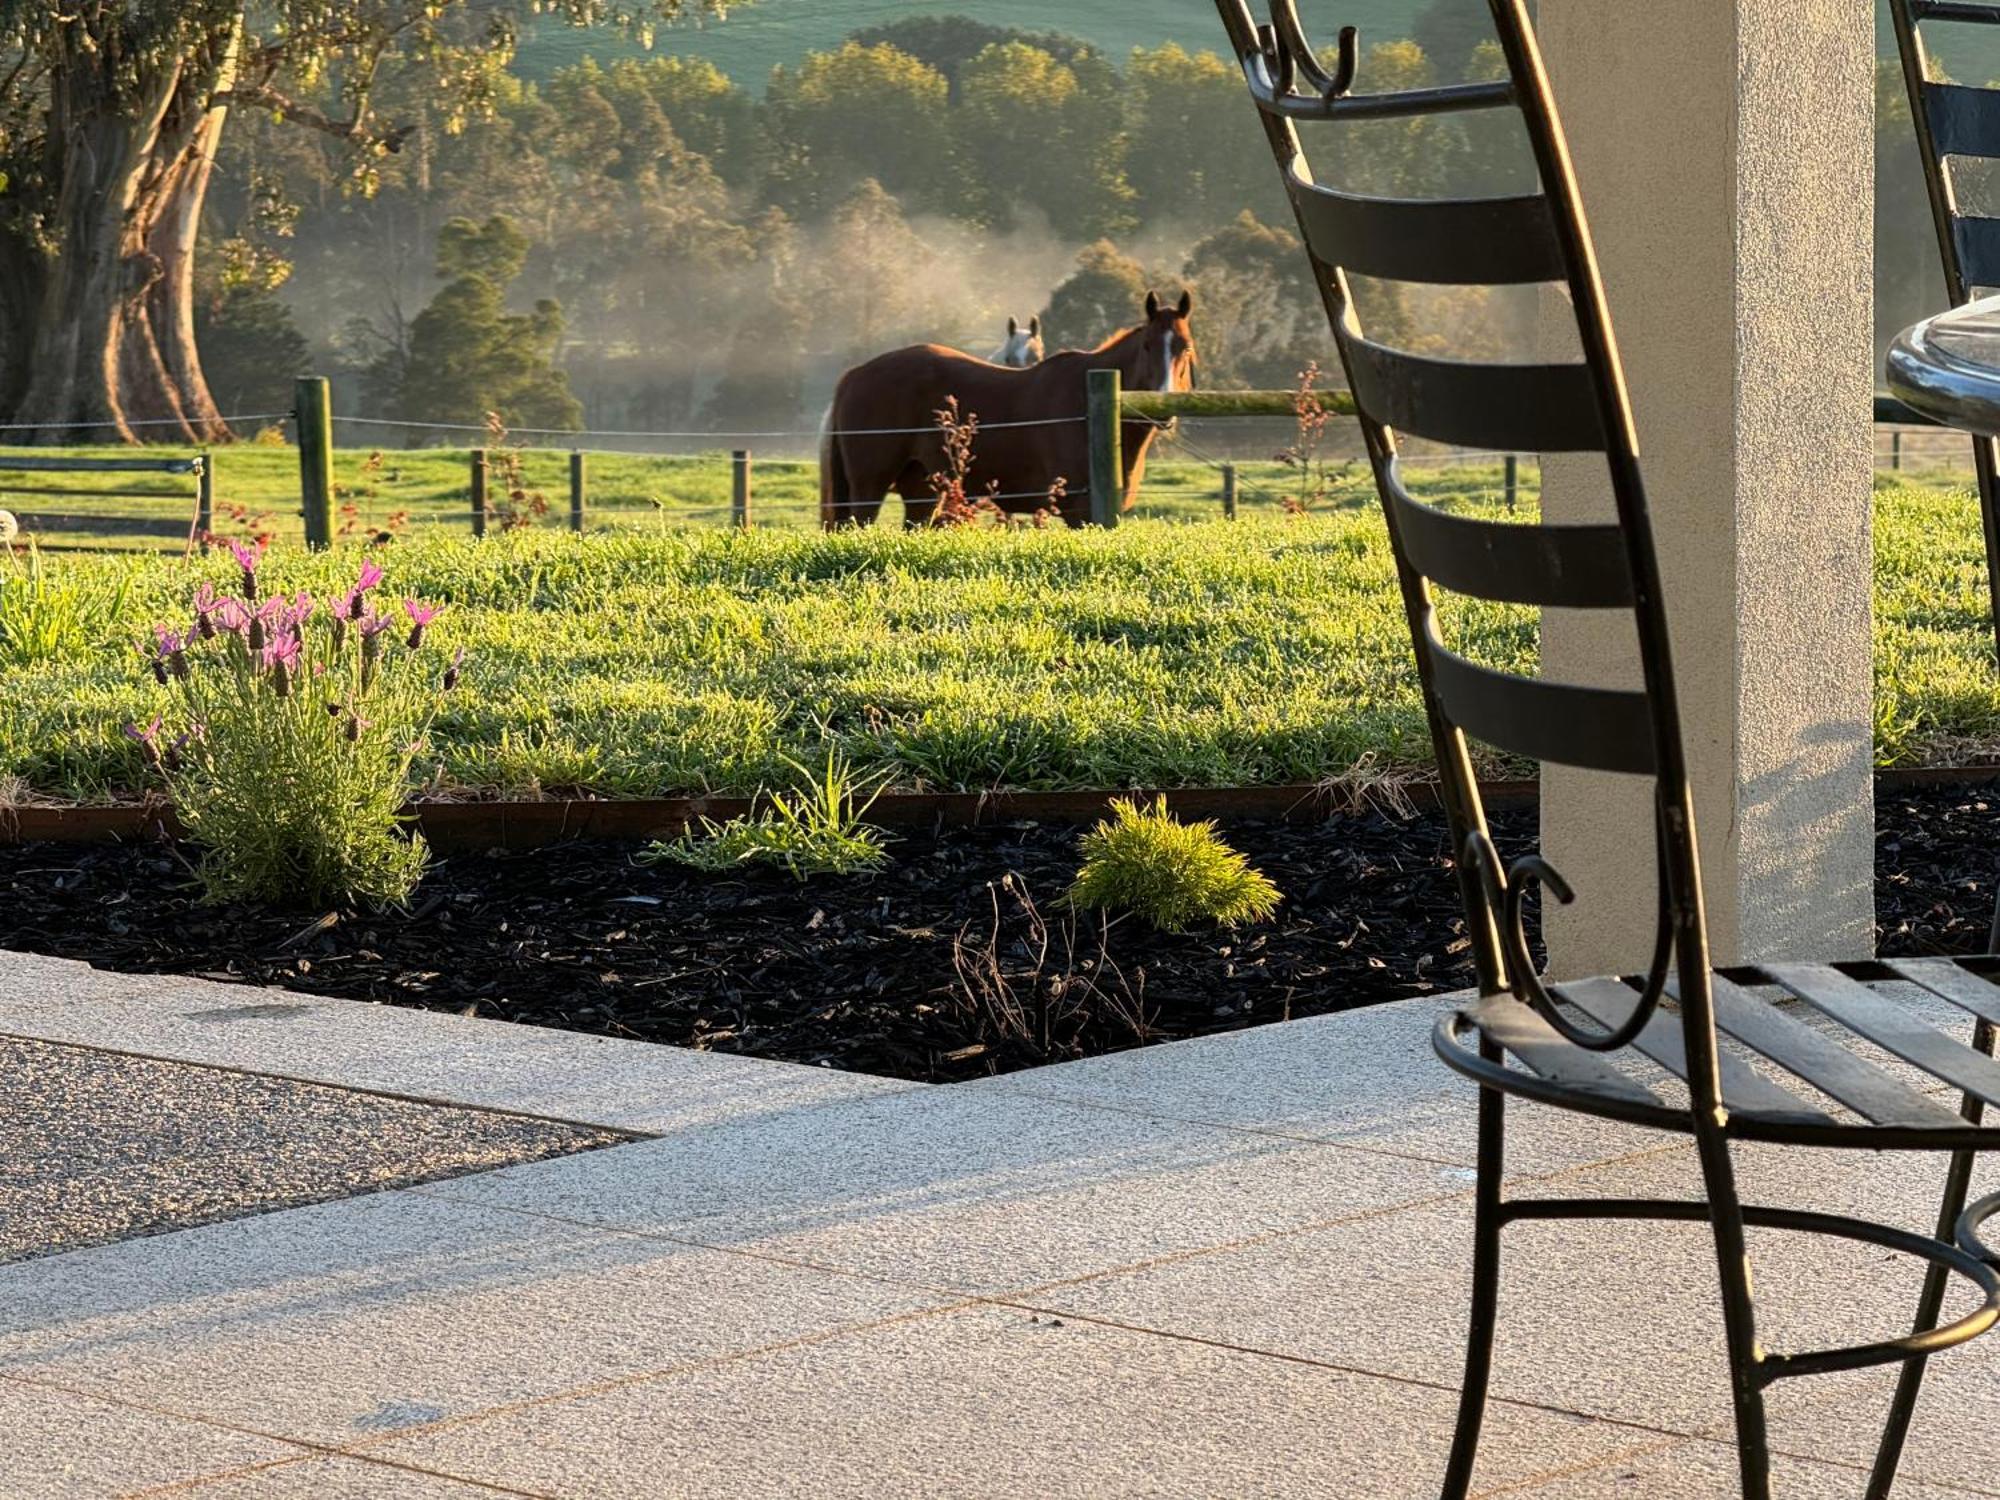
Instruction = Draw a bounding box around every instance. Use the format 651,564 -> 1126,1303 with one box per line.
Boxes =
1214,1 -> 2000,1495
1890,0 -> 2000,739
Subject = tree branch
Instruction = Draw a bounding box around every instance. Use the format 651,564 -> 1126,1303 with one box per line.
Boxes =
210,82 -> 415,152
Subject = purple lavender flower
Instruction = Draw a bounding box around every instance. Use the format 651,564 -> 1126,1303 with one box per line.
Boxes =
349,559 -> 385,617
152,625 -> 190,681
192,581 -> 220,641
123,714 -> 164,767
213,596 -> 252,636
441,645 -> 466,693
260,632 -> 301,696
402,597 -> 440,649
227,538 -> 265,599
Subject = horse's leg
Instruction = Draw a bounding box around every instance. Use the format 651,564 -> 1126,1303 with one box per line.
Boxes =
825,439 -> 893,529
896,463 -> 938,528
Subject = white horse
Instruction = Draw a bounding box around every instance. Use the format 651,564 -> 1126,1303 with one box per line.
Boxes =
989,316 -> 1044,368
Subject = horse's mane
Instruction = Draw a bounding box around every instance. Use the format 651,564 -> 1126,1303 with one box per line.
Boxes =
1037,323 -> 1147,362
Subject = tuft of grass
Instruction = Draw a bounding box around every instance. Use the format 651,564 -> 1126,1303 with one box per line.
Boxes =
0,540 -> 131,665
643,752 -> 890,879
1065,797 -> 1281,932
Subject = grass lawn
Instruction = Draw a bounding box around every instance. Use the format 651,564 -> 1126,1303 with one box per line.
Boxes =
2,469 -> 1993,803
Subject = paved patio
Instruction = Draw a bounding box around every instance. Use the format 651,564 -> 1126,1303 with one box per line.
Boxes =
1,948 -> 1996,1497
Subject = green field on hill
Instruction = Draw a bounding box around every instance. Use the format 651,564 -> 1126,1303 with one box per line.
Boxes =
509,3 -> 1993,91
2,473 -> 1998,805
510,0 -> 1431,86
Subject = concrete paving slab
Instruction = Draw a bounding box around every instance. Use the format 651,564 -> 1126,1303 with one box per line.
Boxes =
0,1036 -> 622,1263
0,949 -> 912,1135
0,1185 -> 951,1450
976,983 -> 1985,1181
420,1080 -> 1465,1295
366,1302 -> 1667,1500
167,1453 -> 543,1497
971,996 -> 1663,1177
1502,1436 -> 1997,1498
0,1375 -> 305,1497
1031,1142 -> 1997,1445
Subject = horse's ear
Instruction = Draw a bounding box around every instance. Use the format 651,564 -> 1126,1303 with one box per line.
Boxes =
1144,290 -> 1161,318
1029,316 -> 1041,337
1008,317 -> 1019,336
1176,289 -> 1192,318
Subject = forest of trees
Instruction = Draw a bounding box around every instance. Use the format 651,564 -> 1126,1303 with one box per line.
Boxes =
2,5 -> 1959,441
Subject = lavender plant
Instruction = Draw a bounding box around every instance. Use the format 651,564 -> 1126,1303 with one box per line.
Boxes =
128,542 -> 462,906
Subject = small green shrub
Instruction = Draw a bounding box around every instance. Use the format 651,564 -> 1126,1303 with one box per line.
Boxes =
1065,797 -> 1282,932
131,545 -> 459,906
0,540 -> 130,665
645,752 -> 888,879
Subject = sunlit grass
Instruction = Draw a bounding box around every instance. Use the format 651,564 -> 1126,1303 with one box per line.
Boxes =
3,470 -> 1994,803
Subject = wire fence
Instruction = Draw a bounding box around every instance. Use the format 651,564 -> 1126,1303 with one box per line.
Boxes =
0,394 -> 1980,552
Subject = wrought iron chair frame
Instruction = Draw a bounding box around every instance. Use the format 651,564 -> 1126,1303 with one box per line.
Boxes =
1890,0 -> 2000,678
1215,1 -> 2000,1496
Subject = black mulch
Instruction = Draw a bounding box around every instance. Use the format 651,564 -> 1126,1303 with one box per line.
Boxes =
1,779 -> 1995,1086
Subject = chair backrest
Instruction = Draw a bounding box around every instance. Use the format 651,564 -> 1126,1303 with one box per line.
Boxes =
1888,0 -> 2000,669
1890,0 -> 2000,301
1214,0 -> 1713,1054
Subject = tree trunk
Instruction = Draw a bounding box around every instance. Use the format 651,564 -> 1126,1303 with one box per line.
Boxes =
148,93 -> 233,442
9,24 -> 236,446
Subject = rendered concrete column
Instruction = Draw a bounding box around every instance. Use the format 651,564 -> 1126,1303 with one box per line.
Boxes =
1538,0 -> 1875,972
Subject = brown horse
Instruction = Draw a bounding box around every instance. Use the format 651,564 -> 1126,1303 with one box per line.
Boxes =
820,291 -> 1197,528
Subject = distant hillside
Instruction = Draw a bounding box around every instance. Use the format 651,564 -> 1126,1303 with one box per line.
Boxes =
514,3 -> 2000,91
513,0 -> 1431,87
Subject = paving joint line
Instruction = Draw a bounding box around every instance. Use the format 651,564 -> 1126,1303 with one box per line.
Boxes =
965,1080 -> 1481,1169
981,1297 -> 1708,1449
326,1299 -> 985,1462
126,1444 -> 558,1499
0,1370 -> 348,1477
405,1183 -> 979,1299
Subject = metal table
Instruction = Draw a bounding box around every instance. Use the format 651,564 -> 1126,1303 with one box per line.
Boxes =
1889,294 -> 2000,437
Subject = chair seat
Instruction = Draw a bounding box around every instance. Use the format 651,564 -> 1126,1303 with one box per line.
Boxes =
1434,955 -> 2000,1150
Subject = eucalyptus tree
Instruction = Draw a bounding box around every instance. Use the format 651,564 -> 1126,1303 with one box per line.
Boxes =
0,0 -> 724,443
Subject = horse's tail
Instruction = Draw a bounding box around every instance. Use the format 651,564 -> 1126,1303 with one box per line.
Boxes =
817,402 -> 845,530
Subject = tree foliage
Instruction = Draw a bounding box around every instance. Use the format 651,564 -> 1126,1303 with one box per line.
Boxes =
392,216 -> 582,431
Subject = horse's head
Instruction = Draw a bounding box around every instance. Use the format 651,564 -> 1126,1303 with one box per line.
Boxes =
995,316 -> 1044,368
1136,290 -> 1197,394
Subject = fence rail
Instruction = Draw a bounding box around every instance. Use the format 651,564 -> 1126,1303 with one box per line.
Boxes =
0,452 -> 211,552
0,381 -> 1966,553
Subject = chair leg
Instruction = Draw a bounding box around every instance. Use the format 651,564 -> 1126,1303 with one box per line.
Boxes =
1441,1044 -> 1506,1500
1693,1127 -> 1772,1500
1864,1015 -> 1993,1500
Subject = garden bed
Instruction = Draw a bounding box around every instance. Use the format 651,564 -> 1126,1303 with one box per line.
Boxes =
2,777 -> 1996,1085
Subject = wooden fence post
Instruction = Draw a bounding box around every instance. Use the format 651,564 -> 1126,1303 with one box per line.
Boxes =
196,452 -> 214,550
470,449 -> 488,539
1503,453 -> 1518,511
295,377 -> 334,550
1086,369 -> 1121,529
732,449 -> 752,528
570,450 -> 586,533
1221,462 -> 1238,520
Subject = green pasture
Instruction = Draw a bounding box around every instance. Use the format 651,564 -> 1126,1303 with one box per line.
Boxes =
2,471 -> 1997,803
